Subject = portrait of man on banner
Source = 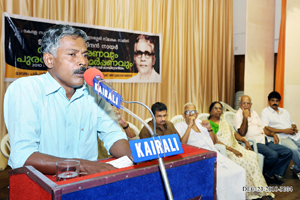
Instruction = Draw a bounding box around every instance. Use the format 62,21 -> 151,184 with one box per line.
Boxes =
127,34 -> 161,83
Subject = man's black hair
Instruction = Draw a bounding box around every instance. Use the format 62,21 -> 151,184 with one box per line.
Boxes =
151,102 -> 167,115
268,91 -> 281,101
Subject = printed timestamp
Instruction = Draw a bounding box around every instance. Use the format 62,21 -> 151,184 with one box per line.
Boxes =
243,186 -> 293,192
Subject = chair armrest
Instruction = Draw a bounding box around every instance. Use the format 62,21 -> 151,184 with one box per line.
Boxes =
214,144 -> 227,157
267,134 -> 282,145
246,139 -> 258,154
277,134 -> 282,145
238,140 -> 245,147
238,138 -> 258,154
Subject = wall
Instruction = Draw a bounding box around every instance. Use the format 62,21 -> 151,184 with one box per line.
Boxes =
244,0 -> 275,113
284,0 -> 300,127
233,0 -> 281,55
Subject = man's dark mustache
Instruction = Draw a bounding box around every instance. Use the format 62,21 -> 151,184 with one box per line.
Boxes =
272,104 -> 278,107
74,67 -> 87,74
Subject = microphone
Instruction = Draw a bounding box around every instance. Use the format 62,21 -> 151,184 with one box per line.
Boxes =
84,68 -> 105,87
84,68 -> 115,90
84,68 -> 122,109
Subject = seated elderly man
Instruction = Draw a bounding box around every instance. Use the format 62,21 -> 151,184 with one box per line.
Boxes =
174,102 -> 246,200
232,95 -> 292,185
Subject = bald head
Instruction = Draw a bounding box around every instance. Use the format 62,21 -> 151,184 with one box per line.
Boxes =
239,95 -> 252,110
240,95 -> 251,104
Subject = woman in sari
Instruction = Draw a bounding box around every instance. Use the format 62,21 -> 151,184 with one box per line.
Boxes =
208,101 -> 274,200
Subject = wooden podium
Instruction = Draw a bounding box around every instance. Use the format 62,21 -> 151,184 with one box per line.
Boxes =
9,144 -> 216,200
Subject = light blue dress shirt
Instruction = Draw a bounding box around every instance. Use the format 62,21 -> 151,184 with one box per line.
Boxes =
4,72 -> 127,169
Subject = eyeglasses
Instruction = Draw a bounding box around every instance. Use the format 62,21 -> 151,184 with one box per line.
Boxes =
184,110 -> 197,115
241,102 -> 251,105
213,107 -> 222,111
134,51 -> 154,59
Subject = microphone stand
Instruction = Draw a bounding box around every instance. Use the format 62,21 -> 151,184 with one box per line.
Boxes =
121,99 -> 174,200
88,77 -> 173,199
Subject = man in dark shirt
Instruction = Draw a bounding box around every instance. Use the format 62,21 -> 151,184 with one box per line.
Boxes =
139,102 -> 180,139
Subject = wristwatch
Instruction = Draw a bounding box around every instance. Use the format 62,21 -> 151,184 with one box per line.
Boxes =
123,123 -> 129,130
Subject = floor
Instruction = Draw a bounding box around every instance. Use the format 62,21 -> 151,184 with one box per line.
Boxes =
0,166 -> 10,200
0,162 -> 299,199
271,162 -> 300,200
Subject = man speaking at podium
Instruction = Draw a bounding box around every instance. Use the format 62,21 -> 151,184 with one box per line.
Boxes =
4,25 -> 132,175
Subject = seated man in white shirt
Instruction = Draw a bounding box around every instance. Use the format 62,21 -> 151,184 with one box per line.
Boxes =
175,102 -> 246,200
232,95 -> 292,185
261,91 -> 300,178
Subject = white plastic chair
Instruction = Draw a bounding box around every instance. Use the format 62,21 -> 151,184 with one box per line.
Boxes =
223,111 -> 235,129
1,134 -> 10,159
170,115 -> 185,125
220,101 -> 238,113
140,118 -> 152,130
127,122 -> 140,140
197,113 -> 210,121
215,143 -> 228,157
234,91 -> 244,110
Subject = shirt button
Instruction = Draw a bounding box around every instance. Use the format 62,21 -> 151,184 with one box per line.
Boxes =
68,123 -> 72,126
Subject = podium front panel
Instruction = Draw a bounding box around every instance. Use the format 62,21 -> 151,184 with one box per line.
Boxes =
9,144 -> 217,200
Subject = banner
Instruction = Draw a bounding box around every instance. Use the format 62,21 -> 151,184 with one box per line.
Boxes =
3,13 -> 161,83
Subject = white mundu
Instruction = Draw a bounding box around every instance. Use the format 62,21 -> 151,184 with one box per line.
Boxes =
175,119 -> 246,200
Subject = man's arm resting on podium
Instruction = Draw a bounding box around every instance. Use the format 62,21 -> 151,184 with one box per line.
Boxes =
24,139 -> 132,175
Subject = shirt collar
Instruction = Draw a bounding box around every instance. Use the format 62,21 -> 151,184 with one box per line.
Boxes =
267,106 -> 282,114
45,72 -> 62,96
149,120 -> 168,129
45,72 -> 88,97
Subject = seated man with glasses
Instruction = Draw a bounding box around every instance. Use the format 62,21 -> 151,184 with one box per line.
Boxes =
232,95 -> 292,185
128,34 -> 161,82
139,102 -> 180,139
174,102 -> 246,200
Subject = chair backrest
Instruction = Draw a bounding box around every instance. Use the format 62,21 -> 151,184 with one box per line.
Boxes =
219,101 -> 237,113
223,111 -> 236,130
234,91 -> 244,110
197,113 -> 210,121
1,134 -> 10,159
170,115 -> 185,126
140,118 -> 152,130
127,122 -> 140,140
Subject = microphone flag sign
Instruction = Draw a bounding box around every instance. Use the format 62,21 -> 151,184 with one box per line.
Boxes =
92,77 -> 122,109
129,134 -> 183,163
